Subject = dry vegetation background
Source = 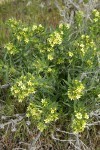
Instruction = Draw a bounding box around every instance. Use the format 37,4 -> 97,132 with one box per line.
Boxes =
0,0 -> 100,150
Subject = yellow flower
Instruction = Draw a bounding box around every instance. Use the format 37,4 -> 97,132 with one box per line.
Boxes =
37,122 -> 46,132
80,44 -> 84,48
44,118 -> 50,123
47,47 -> 53,52
48,31 -> 62,47
68,80 -> 85,100
23,27 -> 28,32
75,113 -> 82,119
27,80 -> 32,86
84,113 -> 89,119
68,52 -> 73,57
87,60 -> 93,66
48,54 -> 54,60
14,89 -> 19,94
21,84 -> 26,90
11,86 -> 14,92
98,94 -> 100,98
11,73 -> 36,102
59,23 -> 70,29
18,81 -> 23,86
24,38 -> 29,43
51,108 -> 56,114
95,11 -> 99,17
82,121 -> 86,128
65,23 -> 70,29
48,68 -> 52,72
59,23 -> 63,29
41,99 -> 48,107
86,35 -> 89,39
17,35 -> 21,41
32,25 -> 37,31
60,31 -> 63,35
81,34 -> 85,39
93,18 -> 98,22
93,9 -> 100,17
39,24 -> 42,28
80,48 -> 85,55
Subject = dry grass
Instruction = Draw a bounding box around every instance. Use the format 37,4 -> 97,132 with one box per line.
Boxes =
0,0 -> 61,47
0,1 -> 100,150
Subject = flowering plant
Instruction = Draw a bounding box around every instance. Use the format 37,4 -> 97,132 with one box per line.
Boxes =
2,9 -> 100,133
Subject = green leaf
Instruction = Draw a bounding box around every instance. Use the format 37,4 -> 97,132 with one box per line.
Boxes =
63,79 -> 71,87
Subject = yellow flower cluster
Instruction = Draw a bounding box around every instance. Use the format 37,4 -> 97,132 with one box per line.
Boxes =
32,24 -> 44,32
79,34 -> 96,57
98,94 -> 100,98
48,31 -> 62,47
8,20 -> 44,46
43,99 -> 58,124
11,73 -> 36,102
27,99 -> 58,131
41,99 -> 48,107
32,25 -> 37,31
47,53 -> 54,60
75,112 -> 82,119
47,47 -> 54,52
27,102 -> 42,120
37,122 -> 47,132
72,110 -> 89,133
92,9 -> 100,22
59,23 -> 70,29
68,51 -> 73,57
75,34 -> 97,67
47,68 -> 52,73
8,18 -> 19,28
44,113 -> 58,124
5,43 -> 19,55
16,27 -> 29,43
68,80 -> 85,100
7,19 -> 30,44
